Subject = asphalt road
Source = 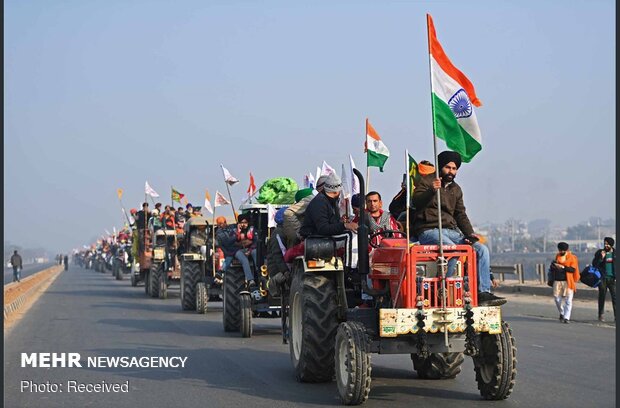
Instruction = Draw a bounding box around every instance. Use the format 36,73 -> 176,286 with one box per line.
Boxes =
4,266 -> 616,408
4,262 -> 58,284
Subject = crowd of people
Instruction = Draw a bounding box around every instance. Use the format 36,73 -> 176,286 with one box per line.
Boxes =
69,149 -> 615,318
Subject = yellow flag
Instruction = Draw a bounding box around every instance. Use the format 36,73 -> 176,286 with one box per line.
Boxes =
117,188 -> 123,200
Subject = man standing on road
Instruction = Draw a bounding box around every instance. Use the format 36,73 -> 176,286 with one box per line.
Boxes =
593,237 -> 615,322
63,254 -> 69,271
10,250 -> 22,282
411,150 -> 504,306
550,242 -> 580,323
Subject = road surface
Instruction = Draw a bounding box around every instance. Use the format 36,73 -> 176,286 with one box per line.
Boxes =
4,266 -> 616,408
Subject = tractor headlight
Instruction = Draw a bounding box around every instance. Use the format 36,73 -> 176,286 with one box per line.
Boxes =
153,248 -> 165,260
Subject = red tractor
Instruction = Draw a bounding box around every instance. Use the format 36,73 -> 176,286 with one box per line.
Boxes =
287,169 -> 516,404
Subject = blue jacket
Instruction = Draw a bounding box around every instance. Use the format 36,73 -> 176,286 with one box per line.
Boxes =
216,225 -> 239,257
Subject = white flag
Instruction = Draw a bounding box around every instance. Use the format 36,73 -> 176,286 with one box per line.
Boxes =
349,154 -> 360,195
204,190 -> 214,215
307,172 -> 315,189
321,161 -> 336,176
220,164 -> 239,186
315,167 -> 321,186
105,229 -> 111,236
214,191 -> 230,207
145,181 -> 160,197
267,204 -> 277,228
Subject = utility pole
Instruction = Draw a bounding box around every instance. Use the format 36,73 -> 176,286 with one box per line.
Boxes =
511,219 -> 515,252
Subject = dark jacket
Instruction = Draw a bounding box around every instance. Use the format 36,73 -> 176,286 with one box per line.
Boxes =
593,248 -> 615,279
10,253 -> 22,268
216,225 -> 239,257
266,226 -> 289,276
299,192 -> 346,237
411,174 -> 474,237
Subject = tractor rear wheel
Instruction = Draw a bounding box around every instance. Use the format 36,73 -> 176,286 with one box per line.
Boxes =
336,321 -> 371,405
131,272 -> 137,287
474,321 -> 517,400
223,265 -> 245,332
411,352 -> 464,379
288,260 -> 339,382
181,262 -> 201,311
240,293 -> 252,338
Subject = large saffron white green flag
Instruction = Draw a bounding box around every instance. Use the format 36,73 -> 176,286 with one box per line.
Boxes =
365,119 -> 389,172
428,14 -> 482,163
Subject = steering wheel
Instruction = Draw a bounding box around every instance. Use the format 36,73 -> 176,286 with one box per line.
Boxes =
368,229 -> 406,248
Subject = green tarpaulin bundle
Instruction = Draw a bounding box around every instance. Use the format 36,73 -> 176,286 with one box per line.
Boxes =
257,177 -> 299,204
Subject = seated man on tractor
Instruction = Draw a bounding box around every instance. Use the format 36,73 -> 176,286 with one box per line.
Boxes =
299,173 -> 358,238
266,207 -> 290,296
411,150 -> 504,306
188,218 -> 208,253
215,215 -> 257,288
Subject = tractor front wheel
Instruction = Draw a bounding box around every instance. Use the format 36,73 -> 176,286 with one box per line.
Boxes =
335,321 -> 371,405
473,321 -> 517,400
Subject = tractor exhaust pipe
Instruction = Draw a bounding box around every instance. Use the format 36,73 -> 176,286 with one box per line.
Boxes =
352,168 -> 369,275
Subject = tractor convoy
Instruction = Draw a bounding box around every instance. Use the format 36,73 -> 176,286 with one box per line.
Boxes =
75,170 -> 516,405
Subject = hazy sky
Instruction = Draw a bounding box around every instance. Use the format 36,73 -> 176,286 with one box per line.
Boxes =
4,0 -> 615,253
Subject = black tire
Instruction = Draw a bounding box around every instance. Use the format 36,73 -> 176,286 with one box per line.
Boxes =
474,321 -> 517,400
144,270 -> 150,295
196,283 -> 208,314
288,261 -> 339,382
159,273 -> 167,299
181,262 -> 201,311
240,293 -> 252,338
336,321 -> 372,405
131,272 -> 137,287
223,265 -> 245,332
115,262 -> 124,281
411,352 -> 464,379
150,264 -> 161,298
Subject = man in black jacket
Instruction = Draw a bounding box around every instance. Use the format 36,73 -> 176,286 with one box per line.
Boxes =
594,237 -> 616,321
10,250 -> 22,282
412,150 -> 504,306
299,173 -> 358,238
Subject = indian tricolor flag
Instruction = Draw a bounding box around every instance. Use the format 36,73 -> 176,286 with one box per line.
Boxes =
365,118 -> 389,172
428,14 -> 482,163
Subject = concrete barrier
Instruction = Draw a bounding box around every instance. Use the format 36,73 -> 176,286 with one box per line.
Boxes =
4,265 -> 63,321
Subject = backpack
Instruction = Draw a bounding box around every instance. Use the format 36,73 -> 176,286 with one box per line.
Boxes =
580,265 -> 602,288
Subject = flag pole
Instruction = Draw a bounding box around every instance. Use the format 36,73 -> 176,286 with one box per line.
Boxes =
212,208 -> 216,278
405,150 -> 410,246
365,118 -> 371,192
224,182 -> 238,222
170,186 -> 174,207
427,13 -> 448,348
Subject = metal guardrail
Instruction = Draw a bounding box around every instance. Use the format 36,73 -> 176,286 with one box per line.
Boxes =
491,263 -> 549,285
490,264 -> 524,284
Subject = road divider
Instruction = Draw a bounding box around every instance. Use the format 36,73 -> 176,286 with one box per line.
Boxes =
4,265 -> 64,322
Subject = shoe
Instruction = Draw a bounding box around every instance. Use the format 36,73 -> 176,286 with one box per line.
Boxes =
598,315 -> 605,322
478,292 -> 507,306
559,314 -> 564,321
247,280 -> 257,290
563,319 -> 569,324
